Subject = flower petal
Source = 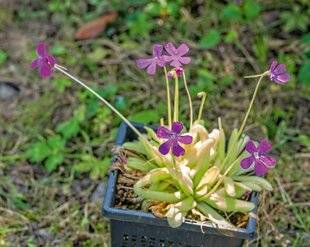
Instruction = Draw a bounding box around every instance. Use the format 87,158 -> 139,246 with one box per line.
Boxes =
172,142 -> 185,157
274,73 -> 290,84
159,140 -> 172,155
273,64 -> 286,75
46,55 -> 56,67
157,57 -> 166,67
170,59 -> 183,68
136,58 -> 152,69
152,44 -> 163,58
40,63 -> 52,78
146,62 -> 157,75
171,121 -> 183,134
260,155 -> 276,168
254,160 -> 269,176
163,55 -> 174,63
156,126 -> 171,139
177,135 -> 193,144
176,43 -> 189,56
240,156 -> 254,169
269,60 -> 278,72
164,43 -> 177,55
245,140 -> 257,153
179,56 -> 191,65
31,58 -> 40,69
258,139 -> 272,154
36,41 -> 47,57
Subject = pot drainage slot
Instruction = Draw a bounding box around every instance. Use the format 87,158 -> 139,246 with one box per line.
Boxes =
121,233 -> 198,247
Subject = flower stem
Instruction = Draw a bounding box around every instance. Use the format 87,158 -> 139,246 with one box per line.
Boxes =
55,64 -> 147,142
164,67 -> 172,128
182,70 -> 193,129
160,118 -> 164,126
173,74 -> 179,122
238,73 -> 267,137
197,92 -> 207,123
244,73 -> 265,78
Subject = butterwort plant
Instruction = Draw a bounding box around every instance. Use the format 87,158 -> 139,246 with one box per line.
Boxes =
31,41 -> 289,228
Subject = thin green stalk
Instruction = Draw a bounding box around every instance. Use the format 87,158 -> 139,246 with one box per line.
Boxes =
244,73 -> 265,78
55,65 -> 147,143
173,74 -> 179,122
164,67 -> 172,128
160,118 -> 164,126
238,73 -> 267,137
197,92 -> 207,122
182,71 -> 193,129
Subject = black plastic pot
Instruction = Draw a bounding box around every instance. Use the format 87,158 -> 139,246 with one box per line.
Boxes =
103,122 -> 258,247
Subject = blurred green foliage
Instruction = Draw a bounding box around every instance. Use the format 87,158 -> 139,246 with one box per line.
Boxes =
17,0 -> 309,177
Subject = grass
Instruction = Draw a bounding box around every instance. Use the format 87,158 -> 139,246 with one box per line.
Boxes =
0,0 -> 309,246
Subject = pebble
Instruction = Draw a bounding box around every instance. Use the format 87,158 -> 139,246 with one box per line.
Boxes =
0,81 -> 20,101
90,181 -> 106,203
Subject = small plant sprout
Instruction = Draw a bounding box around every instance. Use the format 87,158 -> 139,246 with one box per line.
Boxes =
32,41 -> 290,228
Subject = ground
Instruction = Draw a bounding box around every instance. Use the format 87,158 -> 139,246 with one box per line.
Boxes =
0,1 -> 309,246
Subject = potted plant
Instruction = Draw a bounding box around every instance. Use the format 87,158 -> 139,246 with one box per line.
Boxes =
31,41 -> 289,246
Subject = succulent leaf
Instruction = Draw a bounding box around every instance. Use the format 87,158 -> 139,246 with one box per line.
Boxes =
190,123 -> 208,143
224,129 -> 239,168
123,141 -> 147,156
196,202 -> 235,229
196,166 -> 221,190
216,127 -> 226,167
216,185 -> 246,198
134,168 -> 184,203
144,126 -> 160,143
234,176 -> 273,191
166,197 -> 195,228
205,193 -> 255,212
127,157 -> 157,172
238,181 -> 262,192
224,177 -> 236,196
166,206 -> 184,228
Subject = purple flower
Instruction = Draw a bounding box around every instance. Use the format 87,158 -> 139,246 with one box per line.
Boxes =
167,67 -> 184,79
156,121 -> 193,157
31,42 -> 56,78
163,43 -> 191,68
269,60 -> 290,84
136,44 -> 166,75
241,139 -> 277,176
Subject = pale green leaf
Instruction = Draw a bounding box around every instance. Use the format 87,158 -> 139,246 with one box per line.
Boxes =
25,141 -> 51,162
234,176 -> 273,191
45,153 -> 64,172
197,202 -> 234,228
200,29 -> 221,49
